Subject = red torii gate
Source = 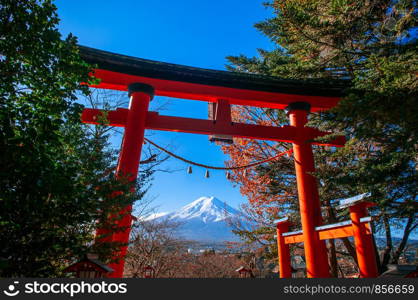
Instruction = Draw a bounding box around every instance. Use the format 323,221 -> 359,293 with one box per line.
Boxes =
79,46 -> 347,278
275,194 -> 379,278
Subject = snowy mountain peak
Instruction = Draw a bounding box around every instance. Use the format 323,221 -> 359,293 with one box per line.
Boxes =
143,196 -> 241,242
182,196 -> 223,211
172,196 -> 238,223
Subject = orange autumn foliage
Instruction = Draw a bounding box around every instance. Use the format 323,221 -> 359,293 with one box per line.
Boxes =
221,106 -> 296,220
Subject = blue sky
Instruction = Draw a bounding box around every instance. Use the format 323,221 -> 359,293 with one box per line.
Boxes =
55,1 -> 417,241
55,0 -> 274,212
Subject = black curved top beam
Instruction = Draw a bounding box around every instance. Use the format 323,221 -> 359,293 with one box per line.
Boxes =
79,45 -> 349,98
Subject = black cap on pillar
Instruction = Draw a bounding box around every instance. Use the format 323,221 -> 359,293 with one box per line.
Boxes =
128,83 -> 155,100
285,102 -> 311,114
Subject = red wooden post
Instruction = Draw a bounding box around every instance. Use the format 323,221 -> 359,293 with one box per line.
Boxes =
287,102 -> 330,278
276,218 -> 292,278
349,202 -> 378,278
104,83 -> 154,278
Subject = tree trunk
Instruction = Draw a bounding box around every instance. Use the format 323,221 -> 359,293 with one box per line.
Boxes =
370,221 -> 382,274
341,237 -> 358,265
338,265 -> 345,278
391,215 -> 416,264
325,204 -> 339,277
380,214 -> 393,272
328,239 -> 339,277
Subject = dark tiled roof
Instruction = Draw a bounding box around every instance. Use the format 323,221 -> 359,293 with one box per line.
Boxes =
79,45 -> 349,98
379,264 -> 418,278
64,255 -> 114,273
88,258 -> 114,273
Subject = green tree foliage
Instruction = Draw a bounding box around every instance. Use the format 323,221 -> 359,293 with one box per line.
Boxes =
0,0 -> 149,276
226,0 -> 417,273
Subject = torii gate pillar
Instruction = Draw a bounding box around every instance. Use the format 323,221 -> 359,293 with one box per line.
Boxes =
276,218 -> 292,278
350,202 -> 379,277
98,83 -> 154,278
287,102 -> 331,278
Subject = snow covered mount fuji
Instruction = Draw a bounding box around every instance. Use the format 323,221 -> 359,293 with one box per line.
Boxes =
145,196 -> 241,242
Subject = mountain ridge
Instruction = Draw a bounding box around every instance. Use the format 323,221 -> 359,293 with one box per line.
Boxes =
145,196 -> 241,242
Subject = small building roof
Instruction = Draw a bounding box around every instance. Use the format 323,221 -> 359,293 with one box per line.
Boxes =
64,254 -> 113,274
235,266 -> 252,272
337,192 -> 372,209
379,264 -> 418,278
